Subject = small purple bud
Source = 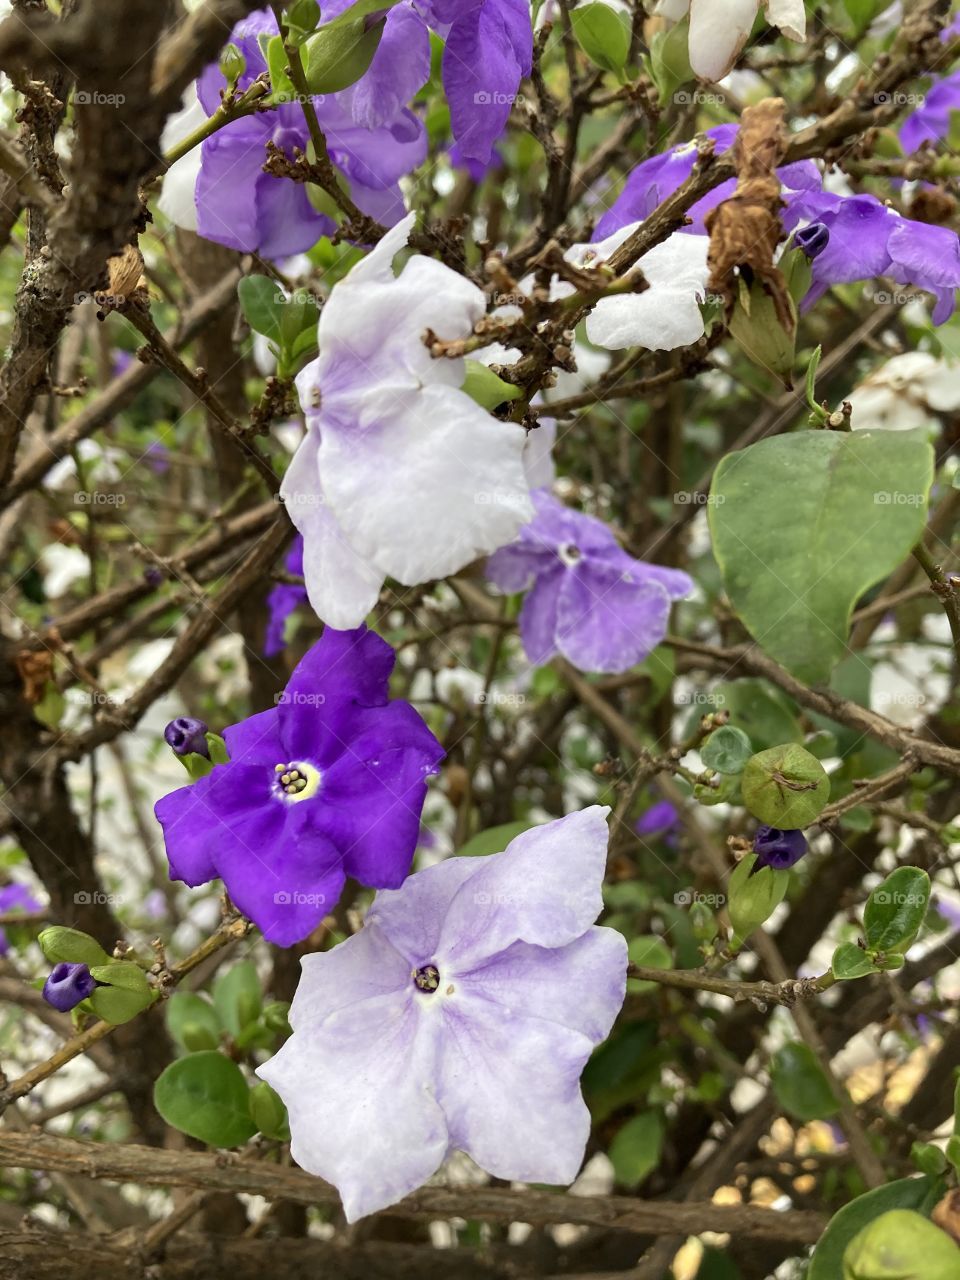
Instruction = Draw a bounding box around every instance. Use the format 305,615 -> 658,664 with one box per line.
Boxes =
795,222 -> 830,260
164,716 -> 210,758
43,961 -> 96,1012
143,567 -> 163,588
752,825 -> 808,873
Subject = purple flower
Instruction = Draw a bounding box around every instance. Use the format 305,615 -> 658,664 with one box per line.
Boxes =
449,140 -> 503,183
487,490 -> 693,674
144,441 -> 170,475
635,800 -> 679,840
257,807 -> 627,1220
155,627 -> 444,945
752,825 -> 808,872
794,221 -> 830,260
43,962 -> 97,1012
900,70 -> 960,153
593,125 -> 821,241
0,883 -> 42,955
165,9 -> 427,258
783,189 -> 960,323
143,566 -> 164,588
164,717 -> 210,759
264,535 -> 307,657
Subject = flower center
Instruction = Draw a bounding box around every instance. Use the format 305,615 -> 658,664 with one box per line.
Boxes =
273,760 -> 322,803
558,542 -> 582,567
413,963 -> 440,993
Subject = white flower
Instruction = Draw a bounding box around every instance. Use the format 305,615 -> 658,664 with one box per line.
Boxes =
563,223 -> 711,352
282,212 -> 533,629
658,0 -> 807,81
847,352 -> 960,432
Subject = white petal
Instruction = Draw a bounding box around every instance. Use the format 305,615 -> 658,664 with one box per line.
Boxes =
688,0 -> 759,80
584,232 -> 710,351
280,429 -> 384,629
157,86 -> 205,232
318,382 -> 533,586
348,210 -> 418,284
258,992 -> 447,1222
764,0 -> 806,40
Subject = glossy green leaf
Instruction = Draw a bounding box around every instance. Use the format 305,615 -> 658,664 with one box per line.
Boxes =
89,983 -> 154,1024
741,743 -> 829,827
213,960 -> 262,1037
864,867 -> 930,956
166,991 -> 223,1052
571,1 -> 632,75
832,942 -> 879,981
705,680 -> 802,751
88,960 -> 149,993
237,275 -> 285,343
770,1042 -> 840,1121
38,926 -> 110,968
608,1111 -> 664,1188
701,725 -> 752,775
709,430 -> 934,683
728,853 -> 789,945
303,6 -> 394,95
154,1051 -> 257,1148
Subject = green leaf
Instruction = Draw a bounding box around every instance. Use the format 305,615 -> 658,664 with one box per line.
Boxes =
770,1042 -> 840,1122
461,360 -> 522,410
741,743 -> 829,827
249,1080 -> 290,1141
166,992 -> 223,1053
809,1176 -> 944,1280
88,960 -> 149,993
206,733 -> 230,766
237,275 -> 285,343
153,1051 -> 257,1148
457,821 -> 533,857
608,1111 -> 664,1188
843,1208 -> 960,1279
704,679 -> 802,751
727,853 -> 789,945
832,942 -> 879,981
864,867 -> 930,956
571,1 -> 632,76
38,926 -> 110,967
709,430 -> 934,683
728,275 -> 797,380
701,725 -> 752,775
303,2 -> 398,95
627,935 -> 672,993
89,983 -> 154,1024
647,18 -> 693,105
213,960 -> 262,1037
805,344 -> 823,414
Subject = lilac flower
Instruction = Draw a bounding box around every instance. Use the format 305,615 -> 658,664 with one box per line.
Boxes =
794,221 -> 830,260
593,125 -> 821,242
752,825 -> 807,872
487,490 -> 693,673
155,627 -> 444,945
449,140 -> 503,183
159,9 -> 427,257
264,535 -> 307,658
144,441 -> 171,475
43,962 -> 97,1012
257,806 -> 627,1220
901,71 -> 960,153
164,717 -> 210,759
282,212 -> 532,629
0,883 -> 42,955
782,189 -> 960,323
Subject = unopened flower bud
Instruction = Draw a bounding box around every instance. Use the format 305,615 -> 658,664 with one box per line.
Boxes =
164,716 -> 210,758
42,961 -> 96,1012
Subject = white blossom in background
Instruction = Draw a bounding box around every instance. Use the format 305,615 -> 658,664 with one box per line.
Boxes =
282,212 -> 533,629
846,352 -> 960,431
657,0 -> 806,82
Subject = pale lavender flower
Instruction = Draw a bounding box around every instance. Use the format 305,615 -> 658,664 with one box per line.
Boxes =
282,211 -> 532,629
901,71 -> 960,153
487,490 -> 693,673
258,806 -> 627,1220
0,883 -> 42,955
